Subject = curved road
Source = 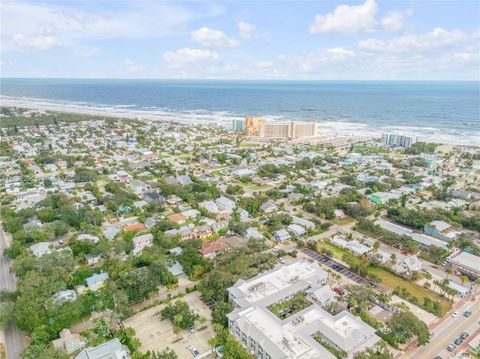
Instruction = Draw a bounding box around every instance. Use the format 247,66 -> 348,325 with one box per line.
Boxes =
0,222 -> 25,359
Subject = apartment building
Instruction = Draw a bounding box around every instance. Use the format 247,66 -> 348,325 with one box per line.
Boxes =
381,133 -> 417,148
226,261 -> 380,359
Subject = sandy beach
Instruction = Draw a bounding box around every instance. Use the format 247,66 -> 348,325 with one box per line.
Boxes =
1,96 -> 479,146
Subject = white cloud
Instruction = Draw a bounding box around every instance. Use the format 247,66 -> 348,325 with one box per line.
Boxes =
124,60 -> 144,73
238,22 -> 256,38
310,0 -> 378,34
310,0 -> 411,35
380,11 -> 405,32
191,27 -> 239,48
1,1 -> 193,51
163,48 -> 219,65
12,33 -> 60,50
359,28 -> 469,53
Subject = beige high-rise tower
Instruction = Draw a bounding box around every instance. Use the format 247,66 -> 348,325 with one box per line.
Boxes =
245,116 -> 266,135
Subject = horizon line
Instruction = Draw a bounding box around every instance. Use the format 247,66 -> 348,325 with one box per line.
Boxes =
1,77 -> 479,82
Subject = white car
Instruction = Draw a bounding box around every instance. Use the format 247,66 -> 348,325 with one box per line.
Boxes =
451,311 -> 459,318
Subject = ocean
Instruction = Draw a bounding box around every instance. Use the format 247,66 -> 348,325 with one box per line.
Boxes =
1,78 -> 479,146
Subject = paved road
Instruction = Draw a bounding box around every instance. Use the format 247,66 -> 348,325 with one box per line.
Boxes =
0,222 -> 25,359
404,298 -> 480,359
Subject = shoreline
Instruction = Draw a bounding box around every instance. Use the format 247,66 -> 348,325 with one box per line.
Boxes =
1,96 -> 479,147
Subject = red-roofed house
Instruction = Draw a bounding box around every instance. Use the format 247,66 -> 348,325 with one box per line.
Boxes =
122,223 -> 146,232
200,239 -> 230,259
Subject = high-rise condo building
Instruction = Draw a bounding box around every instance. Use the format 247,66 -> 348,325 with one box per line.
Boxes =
232,118 -> 246,132
246,116 -> 266,135
381,133 -> 417,148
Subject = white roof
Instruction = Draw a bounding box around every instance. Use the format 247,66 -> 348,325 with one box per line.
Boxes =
410,233 -> 448,249
375,220 -> 413,236
450,252 -> 480,273
429,220 -> 451,231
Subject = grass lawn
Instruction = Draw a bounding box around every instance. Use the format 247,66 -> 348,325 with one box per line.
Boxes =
241,182 -> 271,190
268,292 -> 311,320
316,241 -> 362,266
212,170 -> 225,177
366,266 -> 451,311
333,216 -> 355,226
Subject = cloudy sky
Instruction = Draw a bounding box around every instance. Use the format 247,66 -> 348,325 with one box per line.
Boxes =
1,0 -> 479,80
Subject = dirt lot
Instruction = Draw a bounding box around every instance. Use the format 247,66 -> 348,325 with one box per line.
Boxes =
124,291 -> 216,358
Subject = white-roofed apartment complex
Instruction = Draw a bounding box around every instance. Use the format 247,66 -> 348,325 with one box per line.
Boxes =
227,260 -> 380,359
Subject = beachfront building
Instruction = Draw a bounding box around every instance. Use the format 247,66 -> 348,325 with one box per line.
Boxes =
233,118 -> 247,132
258,121 -> 316,139
226,261 -> 380,359
381,133 -> 417,148
246,116 -> 266,135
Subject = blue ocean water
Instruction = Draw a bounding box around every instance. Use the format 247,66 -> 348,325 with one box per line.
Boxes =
1,78 -> 479,144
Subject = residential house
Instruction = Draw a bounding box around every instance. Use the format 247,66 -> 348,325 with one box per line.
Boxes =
75,338 -> 129,359
132,233 -> 153,256
424,220 -> 460,242
52,329 -> 86,355
52,290 -> 77,305
86,272 -> 109,292
260,201 -> 277,214
200,239 -> 230,259
273,229 -> 291,242
30,242 -> 53,257
288,223 -> 306,237
168,213 -> 186,224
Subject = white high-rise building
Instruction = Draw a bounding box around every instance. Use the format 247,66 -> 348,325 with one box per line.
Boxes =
381,133 -> 417,148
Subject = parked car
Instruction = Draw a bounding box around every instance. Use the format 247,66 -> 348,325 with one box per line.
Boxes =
464,310 -> 472,317
188,326 -> 196,334
333,287 -> 345,295
429,332 -> 435,339
401,251 -> 409,256
434,356 -> 442,359
188,345 -> 200,357
447,344 -> 456,352
454,338 -> 463,346
460,332 -> 469,339
452,311 -> 459,318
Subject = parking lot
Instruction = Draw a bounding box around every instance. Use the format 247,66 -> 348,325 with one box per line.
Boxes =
124,291 -> 216,358
302,248 -> 380,288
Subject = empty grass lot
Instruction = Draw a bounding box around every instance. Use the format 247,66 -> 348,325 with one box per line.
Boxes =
366,266 -> 451,312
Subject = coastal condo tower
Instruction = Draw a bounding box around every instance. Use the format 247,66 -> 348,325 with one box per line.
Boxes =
381,133 -> 417,148
245,116 -> 316,139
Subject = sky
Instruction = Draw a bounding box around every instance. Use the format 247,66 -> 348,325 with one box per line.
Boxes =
1,0 -> 479,80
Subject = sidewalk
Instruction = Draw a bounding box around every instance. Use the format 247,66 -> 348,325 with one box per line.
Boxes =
428,294 -> 476,331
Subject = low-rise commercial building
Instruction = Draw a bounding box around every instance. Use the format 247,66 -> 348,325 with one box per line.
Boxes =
450,252 -> 480,278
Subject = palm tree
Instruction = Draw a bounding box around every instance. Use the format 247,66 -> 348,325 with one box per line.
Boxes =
390,253 -> 397,265
373,241 -> 380,253
445,267 -> 452,280
173,314 -> 183,339
460,275 -> 469,286
433,280 -> 441,294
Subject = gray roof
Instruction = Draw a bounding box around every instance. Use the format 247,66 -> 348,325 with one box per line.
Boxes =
410,233 -> 448,249
86,272 -> 109,288
75,338 -> 125,359
167,260 -> 184,276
